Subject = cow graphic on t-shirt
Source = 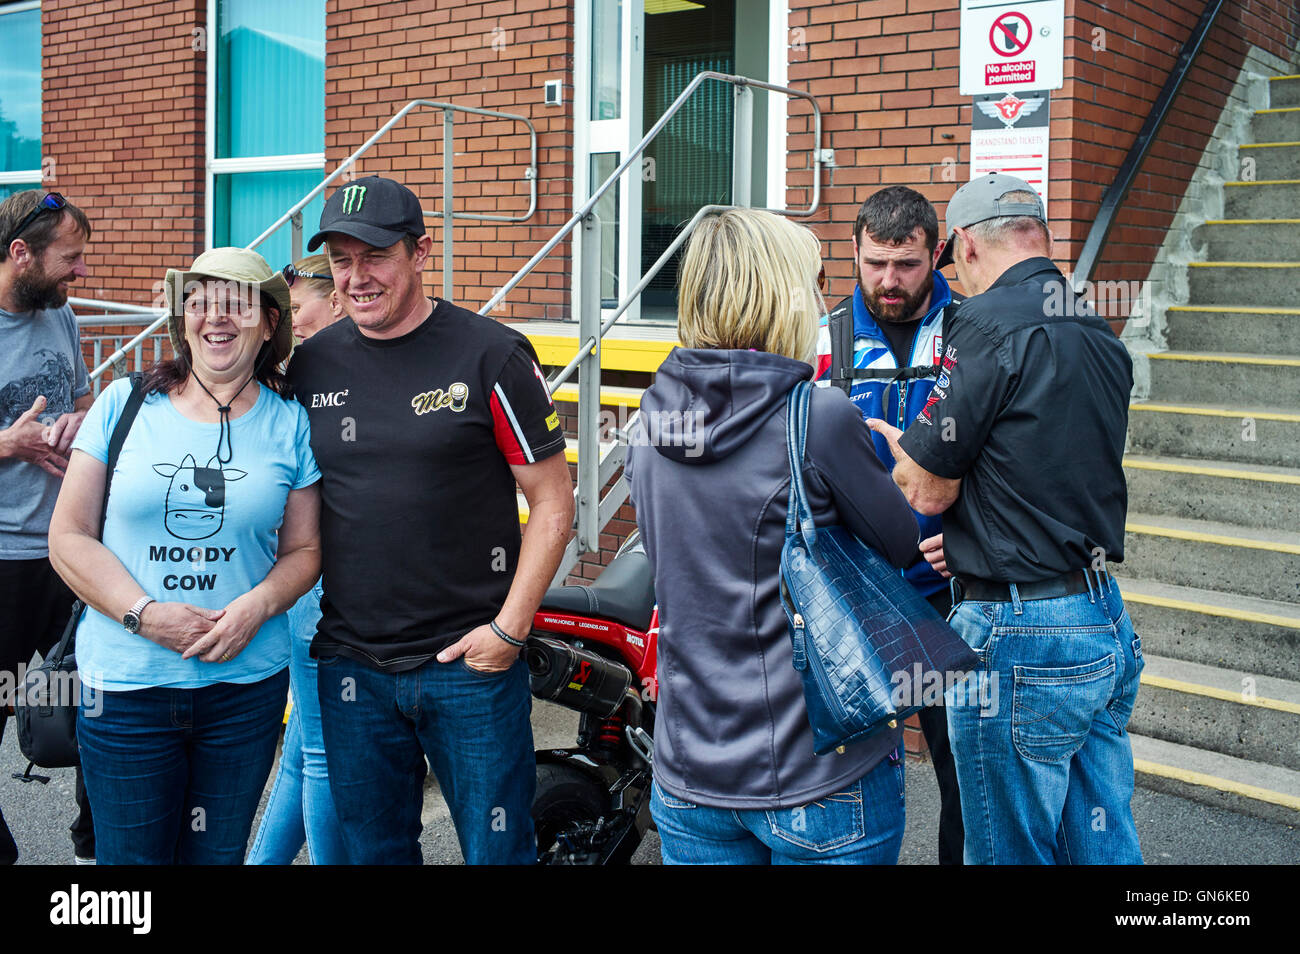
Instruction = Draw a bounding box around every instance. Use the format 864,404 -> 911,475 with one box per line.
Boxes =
153,453 -> 246,540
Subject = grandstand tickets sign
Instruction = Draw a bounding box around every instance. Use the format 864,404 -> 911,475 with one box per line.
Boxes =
970,89 -> 1050,207
959,0 -> 1064,94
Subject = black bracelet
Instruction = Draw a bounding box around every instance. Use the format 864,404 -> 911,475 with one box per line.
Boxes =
490,619 -> 526,648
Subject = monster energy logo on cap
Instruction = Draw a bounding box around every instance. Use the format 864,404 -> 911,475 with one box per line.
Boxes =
341,184 -> 368,214
306,175 -> 428,253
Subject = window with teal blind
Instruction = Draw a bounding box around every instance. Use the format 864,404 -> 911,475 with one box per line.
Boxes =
0,2 -> 43,199
210,0 -> 325,268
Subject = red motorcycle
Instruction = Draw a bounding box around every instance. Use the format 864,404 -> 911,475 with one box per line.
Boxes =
527,532 -> 658,864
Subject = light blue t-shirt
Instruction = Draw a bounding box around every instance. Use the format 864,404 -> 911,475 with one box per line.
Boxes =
71,377 -> 320,691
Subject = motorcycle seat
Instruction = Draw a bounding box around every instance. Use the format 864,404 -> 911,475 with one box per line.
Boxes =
538,549 -> 655,634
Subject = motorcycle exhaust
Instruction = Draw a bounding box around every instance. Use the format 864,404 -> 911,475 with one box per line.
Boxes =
526,636 -> 634,719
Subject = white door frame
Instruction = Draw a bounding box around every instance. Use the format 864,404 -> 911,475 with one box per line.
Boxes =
573,0 -> 789,324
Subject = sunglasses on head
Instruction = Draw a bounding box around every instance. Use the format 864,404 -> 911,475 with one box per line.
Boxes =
5,192 -> 67,249
282,263 -> 333,287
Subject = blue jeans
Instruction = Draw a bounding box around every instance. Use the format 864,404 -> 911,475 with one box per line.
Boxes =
944,571 -> 1144,865
649,755 -> 905,864
76,668 -> 289,865
247,582 -> 347,865
317,653 -> 536,865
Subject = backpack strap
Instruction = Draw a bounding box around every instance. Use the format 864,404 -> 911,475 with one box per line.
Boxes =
99,372 -> 147,539
827,299 -> 855,397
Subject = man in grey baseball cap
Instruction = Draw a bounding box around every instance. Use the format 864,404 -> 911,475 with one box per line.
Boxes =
866,173 -> 1142,865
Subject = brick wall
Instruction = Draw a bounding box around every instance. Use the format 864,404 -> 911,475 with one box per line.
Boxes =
43,1 -> 206,312
326,0 -> 574,320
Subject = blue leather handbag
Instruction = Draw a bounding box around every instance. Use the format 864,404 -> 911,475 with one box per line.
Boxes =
779,381 -> 978,756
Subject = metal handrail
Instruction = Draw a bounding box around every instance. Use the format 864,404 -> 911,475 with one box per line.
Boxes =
1072,0 -> 1224,289
83,99 -> 541,381
479,71 -> 824,327
250,99 -> 538,301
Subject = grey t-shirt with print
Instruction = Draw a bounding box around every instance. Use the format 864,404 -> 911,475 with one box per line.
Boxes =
0,304 -> 91,558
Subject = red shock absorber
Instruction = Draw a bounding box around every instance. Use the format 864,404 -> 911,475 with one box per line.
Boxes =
597,712 -> 624,750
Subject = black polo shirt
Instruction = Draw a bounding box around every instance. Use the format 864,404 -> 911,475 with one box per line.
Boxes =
897,257 -> 1132,583
286,299 -> 566,670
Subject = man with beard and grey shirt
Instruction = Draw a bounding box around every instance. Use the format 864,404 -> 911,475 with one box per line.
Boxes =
0,189 -> 95,864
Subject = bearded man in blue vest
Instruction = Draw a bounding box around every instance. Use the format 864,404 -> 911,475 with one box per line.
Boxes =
815,185 -> 964,864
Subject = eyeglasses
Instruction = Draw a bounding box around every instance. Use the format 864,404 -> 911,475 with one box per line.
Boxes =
4,192 -> 66,249
183,293 -> 257,319
282,263 -> 333,287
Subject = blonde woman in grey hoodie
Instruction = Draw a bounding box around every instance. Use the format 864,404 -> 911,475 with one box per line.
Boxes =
625,209 -> 920,865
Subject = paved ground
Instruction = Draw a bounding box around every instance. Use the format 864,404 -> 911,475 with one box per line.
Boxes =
3,698 -> 1295,865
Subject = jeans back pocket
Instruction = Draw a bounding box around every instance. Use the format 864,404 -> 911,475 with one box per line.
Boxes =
1012,654 -> 1115,763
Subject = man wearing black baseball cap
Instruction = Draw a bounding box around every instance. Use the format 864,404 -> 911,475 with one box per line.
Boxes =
287,174 -> 573,864
867,173 -> 1143,865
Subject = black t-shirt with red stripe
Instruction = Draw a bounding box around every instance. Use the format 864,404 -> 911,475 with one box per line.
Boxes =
285,298 -> 565,670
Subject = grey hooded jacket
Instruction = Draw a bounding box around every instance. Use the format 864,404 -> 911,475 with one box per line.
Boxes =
625,348 -> 920,809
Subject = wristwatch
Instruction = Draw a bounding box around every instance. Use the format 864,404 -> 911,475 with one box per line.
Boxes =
123,596 -> 155,634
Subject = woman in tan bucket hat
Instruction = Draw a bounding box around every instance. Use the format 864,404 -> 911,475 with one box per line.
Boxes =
48,247 -> 322,864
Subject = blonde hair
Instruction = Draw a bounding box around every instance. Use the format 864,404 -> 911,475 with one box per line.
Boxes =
293,253 -> 335,300
676,208 -> 823,366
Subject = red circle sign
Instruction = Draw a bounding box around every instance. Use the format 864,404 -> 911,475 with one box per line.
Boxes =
989,12 -> 1032,57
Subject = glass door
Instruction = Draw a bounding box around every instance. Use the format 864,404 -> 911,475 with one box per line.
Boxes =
575,0 -> 644,323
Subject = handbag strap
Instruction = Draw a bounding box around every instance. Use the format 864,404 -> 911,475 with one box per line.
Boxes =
784,380 -> 817,548
47,373 -> 147,668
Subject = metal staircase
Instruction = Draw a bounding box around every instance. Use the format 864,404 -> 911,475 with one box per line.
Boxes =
1119,73 -> 1300,822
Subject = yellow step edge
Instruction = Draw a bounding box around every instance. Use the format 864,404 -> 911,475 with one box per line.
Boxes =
1256,105 -> 1300,112
1166,305 -> 1300,314
1238,141 -> 1300,148
552,384 -> 643,407
1122,589 -> 1300,630
527,333 -> 675,374
1125,521 -> 1300,556
1133,759 -> 1300,812
1187,261 -> 1300,268
1268,74 -> 1300,81
1140,674 -> 1300,715
1129,404 -> 1300,423
1146,352 -> 1300,366
1122,456 -> 1300,485
1224,178 -> 1300,185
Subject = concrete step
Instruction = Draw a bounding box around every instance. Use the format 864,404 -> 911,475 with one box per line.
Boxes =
1192,219 -> 1300,261
1252,106 -> 1300,143
1120,578 -> 1300,683
1223,180 -> 1300,218
1165,305 -> 1300,354
1123,454 -> 1300,529
1186,261 -> 1300,306
1146,350 -> 1300,407
1270,74 -> 1300,108
1127,401 -> 1300,467
1118,513 -> 1300,604
1239,142 -> 1300,181
1129,653 -> 1300,772
1131,733 -> 1300,825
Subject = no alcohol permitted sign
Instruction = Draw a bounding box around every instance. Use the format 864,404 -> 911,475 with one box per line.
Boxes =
960,0 -> 1064,94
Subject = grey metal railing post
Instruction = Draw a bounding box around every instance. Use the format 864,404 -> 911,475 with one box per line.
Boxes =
291,211 -> 303,264
733,83 -> 753,208
443,107 -> 454,302
575,212 -> 602,555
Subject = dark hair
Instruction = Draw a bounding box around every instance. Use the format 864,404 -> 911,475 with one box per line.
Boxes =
0,189 -> 92,262
141,291 -> 290,397
853,186 -> 938,253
